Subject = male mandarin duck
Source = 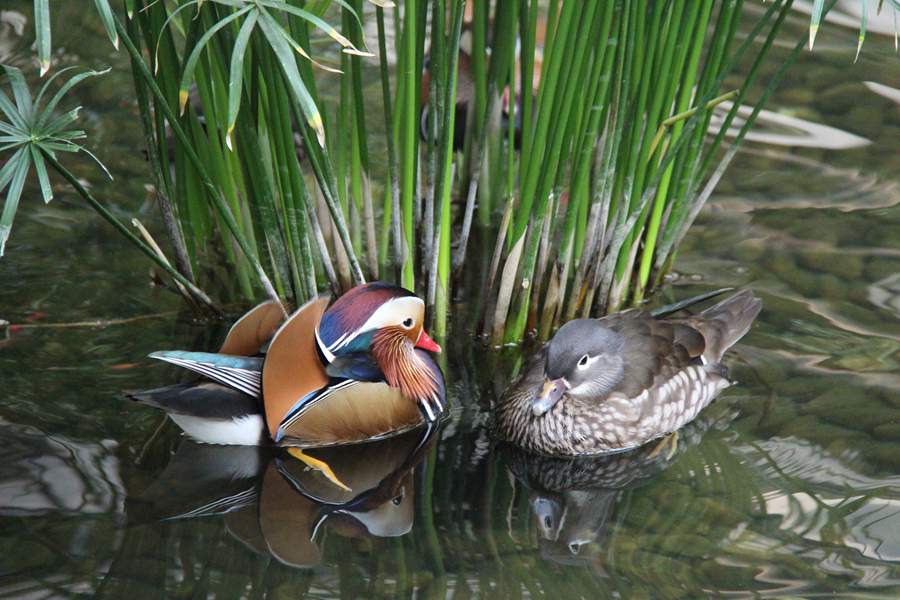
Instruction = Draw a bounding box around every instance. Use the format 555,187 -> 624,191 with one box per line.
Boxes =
130,282 -> 445,481
495,290 -> 761,457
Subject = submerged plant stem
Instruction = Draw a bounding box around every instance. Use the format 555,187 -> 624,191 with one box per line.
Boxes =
43,151 -> 219,313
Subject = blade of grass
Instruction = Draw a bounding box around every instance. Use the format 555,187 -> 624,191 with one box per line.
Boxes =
491,232 -> 525,347
225,10 -> 258,149
93,0 -> 120,50
855,0 -> 868,62
178,7 -> 253,114
810,0 -> 825,49
35,0 -> 51,76
0,148 -> 29,256
432,0 -> 465,338
258,9 -> 325,147
399,0 -> 418,290
28,145 -> 52,203
375,6 -> 401,270
5,66 -> 34,123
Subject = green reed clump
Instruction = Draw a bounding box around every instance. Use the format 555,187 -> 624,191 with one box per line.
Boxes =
7,0 -> 802,343
473,0 -> 799,344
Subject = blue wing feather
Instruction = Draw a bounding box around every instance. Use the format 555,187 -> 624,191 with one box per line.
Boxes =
150,351 -> 263,398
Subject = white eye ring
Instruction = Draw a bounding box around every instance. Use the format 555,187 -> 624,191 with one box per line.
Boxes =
577,354 -> 590,368
402,317 -> 414,329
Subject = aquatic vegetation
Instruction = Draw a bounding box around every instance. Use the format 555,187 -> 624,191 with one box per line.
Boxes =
4,2 -> 900,595
4,1 -> 801,343
0,65 -> 217,309
0,65 -> 107,256
806,0 -> 900,59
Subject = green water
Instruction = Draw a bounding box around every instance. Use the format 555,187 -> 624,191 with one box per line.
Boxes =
2,3 -> 900,598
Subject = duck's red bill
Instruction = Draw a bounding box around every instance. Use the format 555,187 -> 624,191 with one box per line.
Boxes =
415,330 -> 442,353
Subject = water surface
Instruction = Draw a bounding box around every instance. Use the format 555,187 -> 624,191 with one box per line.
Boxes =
2,4 -> 900,598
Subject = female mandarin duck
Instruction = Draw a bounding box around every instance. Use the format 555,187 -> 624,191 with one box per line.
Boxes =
495,290 -> 761,457
130,283 -> 445,462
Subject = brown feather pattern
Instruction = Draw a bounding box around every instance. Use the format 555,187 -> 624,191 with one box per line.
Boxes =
278,381 -> 423,447
219,300 -> 286,356
261,297 -> 330,437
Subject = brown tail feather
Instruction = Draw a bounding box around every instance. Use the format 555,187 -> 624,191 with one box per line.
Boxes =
686,290 -> 762,363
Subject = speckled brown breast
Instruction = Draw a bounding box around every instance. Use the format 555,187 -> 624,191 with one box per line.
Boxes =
497,358 -> 730,456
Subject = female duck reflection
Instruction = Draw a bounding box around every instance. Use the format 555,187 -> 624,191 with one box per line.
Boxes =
131,426 -> 437,568
501,417 -> 725,564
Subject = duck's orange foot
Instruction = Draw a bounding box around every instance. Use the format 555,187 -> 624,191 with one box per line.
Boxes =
286,447 -> 352,492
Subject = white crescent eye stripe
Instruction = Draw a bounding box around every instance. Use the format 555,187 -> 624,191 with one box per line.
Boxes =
327,296 -> 424,353
576,354 -> 601,370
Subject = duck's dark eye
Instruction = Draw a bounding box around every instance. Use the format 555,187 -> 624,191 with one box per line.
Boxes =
578,354 -> 590,367
402,317 -> 414,328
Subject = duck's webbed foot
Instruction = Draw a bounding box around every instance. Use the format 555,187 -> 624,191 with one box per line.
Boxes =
648,430 -> 679,461
286,448 -> 352,492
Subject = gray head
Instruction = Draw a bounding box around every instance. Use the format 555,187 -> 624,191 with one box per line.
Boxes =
532,495 -> 564,541
536,490 -> 618,565
533,320 -> 626,416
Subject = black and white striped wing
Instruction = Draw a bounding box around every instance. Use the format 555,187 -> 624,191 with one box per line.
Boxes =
150,351 -> 263,398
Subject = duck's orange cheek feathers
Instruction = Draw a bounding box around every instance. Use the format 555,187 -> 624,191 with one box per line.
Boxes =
372,328 -> 410,387
372,329 -> 437,403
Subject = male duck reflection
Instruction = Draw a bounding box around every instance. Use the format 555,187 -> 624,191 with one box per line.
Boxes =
130,282 -> 445,482
133,427 -> 435,568
496,290 -> 761,456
